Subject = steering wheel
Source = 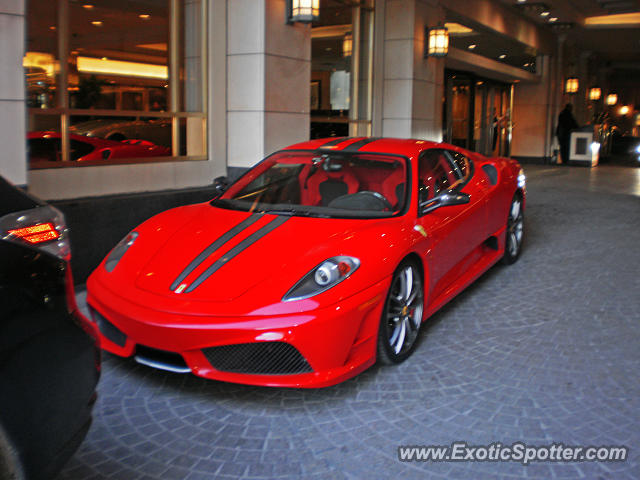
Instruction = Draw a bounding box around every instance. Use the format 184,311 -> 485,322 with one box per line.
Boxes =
362,191 -> 393,211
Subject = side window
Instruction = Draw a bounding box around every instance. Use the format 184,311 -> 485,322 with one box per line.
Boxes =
418,149 -> 454,203
443,150 -> 471,185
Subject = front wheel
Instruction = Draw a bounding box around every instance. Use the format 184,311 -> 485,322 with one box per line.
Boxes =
502,193 -> 524,265
377,259 -> 424,364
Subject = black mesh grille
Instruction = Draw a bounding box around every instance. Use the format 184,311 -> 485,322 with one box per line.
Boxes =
90,307 -> 127,347
202,342 -> 312,375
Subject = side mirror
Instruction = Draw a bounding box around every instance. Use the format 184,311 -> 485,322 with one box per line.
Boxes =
213,176 -> 229,195
420,190 -> 470,215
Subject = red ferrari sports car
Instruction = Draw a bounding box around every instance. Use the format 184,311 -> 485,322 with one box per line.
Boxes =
87,137 -> 525,387
27,131 -> 171,163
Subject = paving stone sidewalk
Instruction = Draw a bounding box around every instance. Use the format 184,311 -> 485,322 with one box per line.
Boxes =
59,164 -> 640,480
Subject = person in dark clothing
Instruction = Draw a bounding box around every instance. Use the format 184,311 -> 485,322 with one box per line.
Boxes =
556,103 -> 579,165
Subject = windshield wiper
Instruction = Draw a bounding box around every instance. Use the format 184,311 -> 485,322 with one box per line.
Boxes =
260,207 -> 331,218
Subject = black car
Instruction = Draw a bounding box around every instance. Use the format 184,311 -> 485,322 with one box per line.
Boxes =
0,176 -> 100,480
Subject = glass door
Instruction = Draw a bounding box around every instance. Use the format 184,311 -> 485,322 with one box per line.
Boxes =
444,70 -> 512,156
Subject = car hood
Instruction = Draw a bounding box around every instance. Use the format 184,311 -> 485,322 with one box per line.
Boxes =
131,205 -> 400,304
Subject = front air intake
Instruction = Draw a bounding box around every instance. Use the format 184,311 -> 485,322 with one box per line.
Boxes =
202,342 -> 312,375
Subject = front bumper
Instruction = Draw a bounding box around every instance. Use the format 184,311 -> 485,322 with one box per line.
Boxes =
86,277 -> 389,387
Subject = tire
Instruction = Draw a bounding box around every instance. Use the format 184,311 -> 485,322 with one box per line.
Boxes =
502,192 -> 524,265
0,423 -> 25,480
377,259 -> 424,364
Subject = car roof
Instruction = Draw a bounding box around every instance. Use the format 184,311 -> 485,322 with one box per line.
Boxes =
27,131 -> 128,147
284,137 -> 446,158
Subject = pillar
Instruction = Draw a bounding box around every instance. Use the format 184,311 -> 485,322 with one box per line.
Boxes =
379,0 -> 444,141
226,0 -> 310,172
0,1 -> 27,185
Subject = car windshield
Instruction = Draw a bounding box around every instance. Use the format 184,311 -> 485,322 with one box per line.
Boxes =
212,150 -> 409,218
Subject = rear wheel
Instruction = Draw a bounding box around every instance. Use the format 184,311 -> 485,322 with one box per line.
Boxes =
0,422 -> 25,480
377,259 -> 424,364
502,192 -> 524,264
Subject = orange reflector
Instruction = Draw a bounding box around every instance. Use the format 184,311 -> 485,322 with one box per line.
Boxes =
337,261 -> 351,276
8,223 -> 59,244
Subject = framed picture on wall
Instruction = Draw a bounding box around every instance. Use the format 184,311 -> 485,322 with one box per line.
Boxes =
310,81 -> 320,110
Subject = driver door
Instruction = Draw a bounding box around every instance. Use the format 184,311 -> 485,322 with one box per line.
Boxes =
414,149 -> 489,304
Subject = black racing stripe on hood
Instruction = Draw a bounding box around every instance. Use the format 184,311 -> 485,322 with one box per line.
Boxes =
170,214 -> 262,292
340,137 -> 381,152
318,137 -> 350,148
184,216 -> 290,293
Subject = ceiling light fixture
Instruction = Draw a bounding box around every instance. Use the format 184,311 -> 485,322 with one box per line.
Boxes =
139,14 -> 150,20
91,21 -> 103,26
468,44 -> 477,50
499,54 -> 507,59
549,17 -> 558,22
83,4 -> 94,9
541,11 -> 550,17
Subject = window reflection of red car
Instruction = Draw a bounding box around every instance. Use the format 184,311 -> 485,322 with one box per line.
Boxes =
27,131 -> 171,163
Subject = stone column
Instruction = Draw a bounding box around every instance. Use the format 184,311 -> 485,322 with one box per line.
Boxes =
512,55 -> 557,161
0,1 -> 27,185
380,0 -> 444,140
226,0 -> 310,172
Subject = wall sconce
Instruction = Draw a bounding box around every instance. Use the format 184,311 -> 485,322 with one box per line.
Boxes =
588,87 -> 601,101
606,93 -> 618,106
286,0 -> 319,24
426,25 -> 449,57
565,76 -> 579,94
342,32 -> 353,57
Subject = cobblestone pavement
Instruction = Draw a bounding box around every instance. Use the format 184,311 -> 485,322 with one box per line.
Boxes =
59,164 -> 640,480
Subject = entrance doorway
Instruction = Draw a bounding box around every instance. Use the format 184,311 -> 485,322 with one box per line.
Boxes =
444,70 -> 512,157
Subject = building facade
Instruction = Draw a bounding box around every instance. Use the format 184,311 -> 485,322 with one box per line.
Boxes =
0,0 -> 617,199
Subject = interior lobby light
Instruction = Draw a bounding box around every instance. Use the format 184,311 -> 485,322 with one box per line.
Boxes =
286,0 -> 319,24
77,56 -> 168,80
342,32 -> 352,57
588,87 -> 601,101
619,105 -> 630,115
606,93 -> 618,106
585,12 -> 640,26
565,77 -> 579,94
426,25 -> 449,57
444,22 -> 473,34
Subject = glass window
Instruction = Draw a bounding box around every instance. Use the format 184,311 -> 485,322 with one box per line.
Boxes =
443,150 -> 471,183
418,149 -> 470,204
310,0 -> 374,139
25,0 -> 207,167
215,151 -> 408,218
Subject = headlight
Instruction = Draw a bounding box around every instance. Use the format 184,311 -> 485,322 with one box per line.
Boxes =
283,256 -> 360,301
517,168 -> 526,188
105,231 -> 138,272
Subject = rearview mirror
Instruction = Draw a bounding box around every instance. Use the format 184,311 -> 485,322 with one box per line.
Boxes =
420,190 -> 470,215
213,176 -> 229,195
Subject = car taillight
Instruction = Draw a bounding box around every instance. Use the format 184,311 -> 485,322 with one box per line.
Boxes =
0,205 -> 70,260
8,222 -> 60,244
